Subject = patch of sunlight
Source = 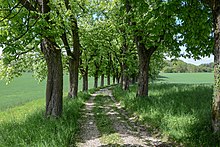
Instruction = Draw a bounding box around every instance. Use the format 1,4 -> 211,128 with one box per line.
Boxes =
100,133 -> 122,145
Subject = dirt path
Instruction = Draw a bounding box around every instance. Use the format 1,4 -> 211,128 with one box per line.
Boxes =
77,88 -> 173,147
77,94 -> 102,147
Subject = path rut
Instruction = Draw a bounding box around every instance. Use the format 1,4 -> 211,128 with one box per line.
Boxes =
77,95 -> 102,147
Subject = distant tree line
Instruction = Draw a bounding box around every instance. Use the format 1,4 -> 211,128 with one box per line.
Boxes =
162,60 -> 214,73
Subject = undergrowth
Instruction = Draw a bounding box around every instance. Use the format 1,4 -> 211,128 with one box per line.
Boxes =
0,91 -> 90,147
112,84 -> 220,146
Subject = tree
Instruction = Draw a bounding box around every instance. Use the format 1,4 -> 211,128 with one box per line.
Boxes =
0,0 -> 63,117
60,0 -> 81,98
174,0 -> 220,133
119,0 -> 179,97
206,0 -> 220,133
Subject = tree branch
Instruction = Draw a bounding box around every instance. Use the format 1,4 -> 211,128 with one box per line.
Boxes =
20,0 -> 37,12
0,1 -> 22,22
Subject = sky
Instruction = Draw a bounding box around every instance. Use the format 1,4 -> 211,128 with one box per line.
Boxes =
174,46 -> 214,65
176,55 -> 214,65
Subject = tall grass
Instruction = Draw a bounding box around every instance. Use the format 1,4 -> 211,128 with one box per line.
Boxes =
112,84 -> 220,146
0,92 -> 90,146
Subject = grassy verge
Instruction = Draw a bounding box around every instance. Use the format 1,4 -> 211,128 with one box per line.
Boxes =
112,84 -> 220,146
93,95 -> 122,144
0,91 -> 90,147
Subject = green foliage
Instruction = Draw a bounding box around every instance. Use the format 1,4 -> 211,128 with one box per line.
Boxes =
175,0 -> 213,59
0,92 -> 90,146
112,84 -> 219,146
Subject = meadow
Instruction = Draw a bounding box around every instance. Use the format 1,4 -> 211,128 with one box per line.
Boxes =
113,72 -> 218,146
157,72 -> 214,84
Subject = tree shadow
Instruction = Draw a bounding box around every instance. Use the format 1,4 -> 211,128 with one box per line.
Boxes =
155,75 -> 168,82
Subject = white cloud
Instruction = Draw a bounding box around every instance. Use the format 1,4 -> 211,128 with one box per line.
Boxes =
176,46 -> 214,65
179,55 -> 214,65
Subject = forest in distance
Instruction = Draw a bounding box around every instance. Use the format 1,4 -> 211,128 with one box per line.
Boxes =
0,0 -> 220,146
162,60 -> 214,73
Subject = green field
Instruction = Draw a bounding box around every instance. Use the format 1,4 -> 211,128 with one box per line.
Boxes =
0,73 -> 110,111
157,72 -> 214,84
0,72 -> 214,111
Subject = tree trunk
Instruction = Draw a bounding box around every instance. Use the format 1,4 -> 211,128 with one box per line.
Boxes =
131,76 -> 137,84
113,75 -> 116,84
94,75 -> 98,88
137,53 -> 150,97
94,67 -> 99,88
122,74 -> 130,90
82,66 -> 88,91
212,2 -> 220,133
101,74 -> 104,87
116,69 -> 120,84
135,34 -> 156,97
68,58 -> 79,98
107,73 -> 111,85
41,39 -> 63,117
62,0 -> 80,98
41,0 -> 63,117
68,18 -> 80,98
120,63 -> 124,87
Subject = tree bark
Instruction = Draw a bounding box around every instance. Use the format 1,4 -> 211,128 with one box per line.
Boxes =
101,74 -> 104,87
68,18 -> 80,98
137,52 -> 150,97
131,75 -> 137,84
113,75 -> 116,84
82,66 -> 88,91
94,75 -> 98,88
41,39 -> 63,117
107,73 -> 111,85
135,34 -> 156,97
116,69 -> 120,84
122,74 -> 130,90
68,57 -> 79,98
120,63 -> 124,87
41,0 -> 63,117
94,65 -> 99,88
212,1 -> 220,133
122,45 -> 129,90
